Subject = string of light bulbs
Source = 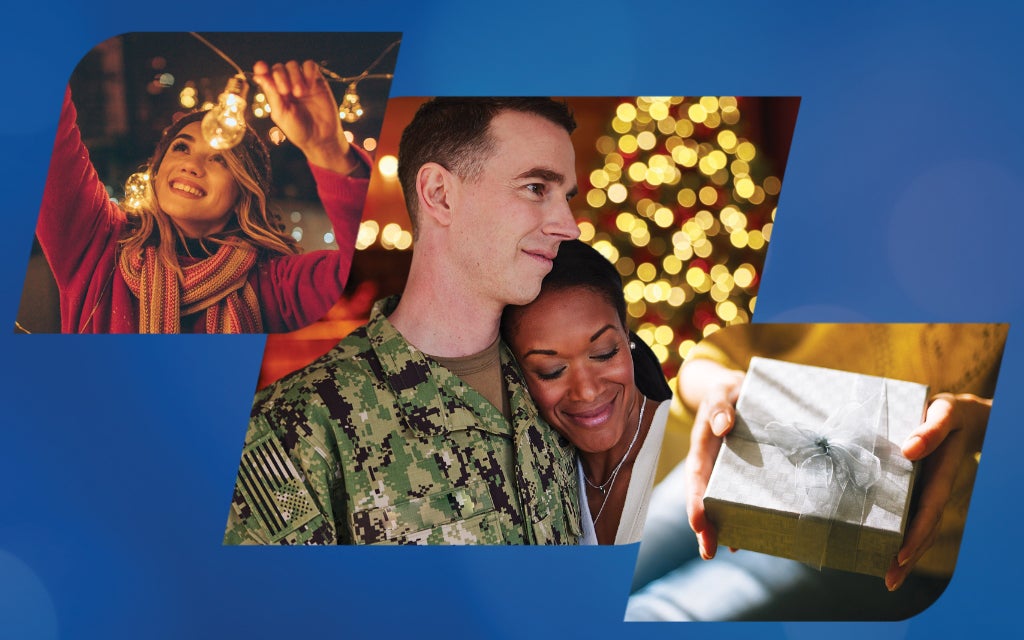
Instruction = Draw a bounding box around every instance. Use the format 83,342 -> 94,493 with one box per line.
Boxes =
188,32 -> 400,149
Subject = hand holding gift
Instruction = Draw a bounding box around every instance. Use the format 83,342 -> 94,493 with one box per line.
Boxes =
886,393 -> 992,590
683,355 -> 990,583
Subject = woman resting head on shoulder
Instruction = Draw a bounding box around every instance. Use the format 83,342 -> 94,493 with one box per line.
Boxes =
502,239 -> 673,545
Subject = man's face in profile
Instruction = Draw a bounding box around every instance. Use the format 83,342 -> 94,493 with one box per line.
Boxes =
448,110 -> 580,308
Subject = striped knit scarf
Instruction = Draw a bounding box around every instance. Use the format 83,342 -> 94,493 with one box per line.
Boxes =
119,243 -> 263,333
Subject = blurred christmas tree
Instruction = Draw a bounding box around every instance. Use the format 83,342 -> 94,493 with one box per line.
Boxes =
577,96 -> 786,380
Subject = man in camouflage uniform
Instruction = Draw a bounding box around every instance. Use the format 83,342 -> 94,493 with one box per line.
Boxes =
224,98 -> 583,544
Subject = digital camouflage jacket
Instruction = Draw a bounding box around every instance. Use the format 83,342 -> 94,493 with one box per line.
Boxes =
224,297 -> 582,545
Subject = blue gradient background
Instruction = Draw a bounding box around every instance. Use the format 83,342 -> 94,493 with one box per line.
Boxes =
2,2 -> 1020,638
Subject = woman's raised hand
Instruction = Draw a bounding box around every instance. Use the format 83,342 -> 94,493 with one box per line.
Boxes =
252,60 -> 361,175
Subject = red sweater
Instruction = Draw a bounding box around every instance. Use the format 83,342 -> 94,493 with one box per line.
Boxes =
36,89 -> 369,333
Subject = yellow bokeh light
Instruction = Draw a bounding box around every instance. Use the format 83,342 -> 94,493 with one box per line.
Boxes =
672,145 -> 699,167
747,229 -> 765,250
590,169 -> 610,189
764,175 -> 782,195
616,212 -> 636,232
695,210 -> 715,229
734,264 -> 755,288
617,103 -> 638,122
749,296 -> 757,313
675,119 -> 694,137
707,149 -> 728,170
703,323 -> 721,337
694,239 -> 713,259
596,135 -> 616,155
624,280 -> 645,303
628,162 -> 648,182
736,141 -> 757,161
717,129 -> 738,151
637,262 -> 657,282
678,339 -> 697,359
663,254 -> 682,274
682,220 -> 704,241
586,188 -> 607,208
618,135 -> 638,154
651,344 -> 669,364
654,325 -> 674,345
630,225 -> 651,247
396,230 -> 413,251
698,155 -> 716,176
730,228 -> 750,248
699,186 -> 718,206
730,159 -> 750,176
628,300 -> 647,319
735,176 -> 756,199
700,96 -> 719,112
612,118 -> 631,134
688,104 -> 708,123
654,207 -> 675,228
592,240 -> 620,263
607,183 -> 628,203
749,186 -> 766,205
677,188 -> 697,207
657,116 -> 677,135
649,101 -> 670,120
704,112 -> 721,128
637,131 -> 657,151
717,300 -> 738,322
686,266 -> 707,288
381,222 -> 403,246
616,256 -> 635,277
578,221 -> 595,242
606,153 -> 625,168
355,220 -> 380,250
668,286 -> 687,307
378,155 -> 398,178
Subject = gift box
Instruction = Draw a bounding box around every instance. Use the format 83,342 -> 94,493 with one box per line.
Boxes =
703,357 -> 929,576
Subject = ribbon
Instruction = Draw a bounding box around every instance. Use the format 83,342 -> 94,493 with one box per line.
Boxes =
758,378 -> 888,569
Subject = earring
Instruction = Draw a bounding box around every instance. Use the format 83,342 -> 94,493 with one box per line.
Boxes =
629,340 -> 636,350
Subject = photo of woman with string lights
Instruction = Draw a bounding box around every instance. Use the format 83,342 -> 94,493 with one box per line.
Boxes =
16,32 -> 399,333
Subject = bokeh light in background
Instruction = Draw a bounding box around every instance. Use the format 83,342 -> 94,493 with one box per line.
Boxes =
578,96 -> 795,377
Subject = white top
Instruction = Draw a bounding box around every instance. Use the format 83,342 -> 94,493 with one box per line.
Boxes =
579,400 -> 670,545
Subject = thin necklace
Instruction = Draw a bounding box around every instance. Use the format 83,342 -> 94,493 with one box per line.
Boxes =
586,395 -> 647,528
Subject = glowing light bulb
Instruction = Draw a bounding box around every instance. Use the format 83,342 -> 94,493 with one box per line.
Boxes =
201,75 -> 249,150
339,83 -> 364,123
123,171 -> 150,213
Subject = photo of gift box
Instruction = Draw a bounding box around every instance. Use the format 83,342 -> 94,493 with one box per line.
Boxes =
703,356 -> 929,577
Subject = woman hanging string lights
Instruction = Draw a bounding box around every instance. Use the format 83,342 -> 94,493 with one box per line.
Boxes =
35,59 -> 370,333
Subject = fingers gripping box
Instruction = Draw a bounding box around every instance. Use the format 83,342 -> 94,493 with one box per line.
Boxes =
702,357 -> 928,576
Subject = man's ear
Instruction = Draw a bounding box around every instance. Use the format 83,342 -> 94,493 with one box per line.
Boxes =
416,162 -> 456,228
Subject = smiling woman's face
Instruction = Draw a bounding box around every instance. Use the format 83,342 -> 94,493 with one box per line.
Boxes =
153,122 -> 240,238
506,286 -> 638,454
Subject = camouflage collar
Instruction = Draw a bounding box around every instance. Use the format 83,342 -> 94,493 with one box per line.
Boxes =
364,296 -> 525,438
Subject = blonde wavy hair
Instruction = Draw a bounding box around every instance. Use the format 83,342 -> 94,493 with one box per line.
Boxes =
119,110 -> 299,277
